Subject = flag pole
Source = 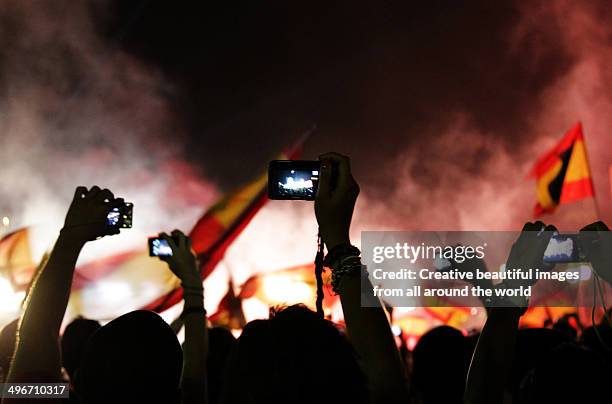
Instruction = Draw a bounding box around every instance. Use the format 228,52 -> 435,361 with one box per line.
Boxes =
582,122 -> 602,221
286,123 -> 317,158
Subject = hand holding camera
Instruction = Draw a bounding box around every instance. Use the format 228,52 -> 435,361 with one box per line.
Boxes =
512,222 -> 557,267
268,153 -> 359,249
61,186 -> 132,242
505,221 -> 557,286
314,152 -> 360,250
153,230 -> 201,291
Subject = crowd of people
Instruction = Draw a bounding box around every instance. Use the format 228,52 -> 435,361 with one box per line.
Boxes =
0,152 -> 611,404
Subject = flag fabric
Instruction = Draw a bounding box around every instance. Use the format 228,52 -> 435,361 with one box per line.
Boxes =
0,229 -> 36,290
208,280 -> 246,329
609,165 -> 612,198
238,263 -> 339,310
207,264 -> 339,328
1,132 -> 310,320
141,171 -> 271,312
0,227 -> 178,322
67,251 -> 179,321
531,122 -> 595,217
143,136 -> 307,312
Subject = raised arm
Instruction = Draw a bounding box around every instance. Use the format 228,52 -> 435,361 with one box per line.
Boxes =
6,186 -> 121,383
159,230 -> 208,404
464,221 -> 555,404
315,152 -> 408,404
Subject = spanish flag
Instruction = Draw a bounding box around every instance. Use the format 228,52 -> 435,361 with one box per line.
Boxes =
531,122 -> 595,217
141,171 -> 273,312
208,280 -> 246,329
0,228 -> 36,290
143,134 -> 308,312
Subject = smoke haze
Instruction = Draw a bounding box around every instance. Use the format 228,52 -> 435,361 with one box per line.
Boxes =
0,1 -> 610,315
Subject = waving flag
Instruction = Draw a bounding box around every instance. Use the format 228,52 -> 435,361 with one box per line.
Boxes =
531,122 -> 595,217
238,263 -> 339,310
0,228 -> 179,322
2,130 -> 313,320
143,131 -> 310,312
209,280 -> 246,329
0,229 -> 36,290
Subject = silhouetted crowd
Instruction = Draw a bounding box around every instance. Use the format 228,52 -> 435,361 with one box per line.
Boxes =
0,153 -> 610,404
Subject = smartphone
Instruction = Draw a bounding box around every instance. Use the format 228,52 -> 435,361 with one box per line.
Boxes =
148,237 -> 173,257
543,234 -> 585,263
107,202 -> 133,228
268,160 -> 321,200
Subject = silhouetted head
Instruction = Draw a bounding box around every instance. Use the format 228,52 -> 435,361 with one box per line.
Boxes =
61,318 -> 101,380
221,304 -> 368,404
412,326 -> 470,404
519,343 -> 610,404
0,319 -> 19,382
77,310 -> 182,404
552,318 -> 577,340
511,327 -> 573,398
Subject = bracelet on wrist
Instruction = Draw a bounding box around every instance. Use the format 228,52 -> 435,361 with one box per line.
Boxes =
331,260 -> 368,294
324,244 -> 361,268
335,255 -> 361,269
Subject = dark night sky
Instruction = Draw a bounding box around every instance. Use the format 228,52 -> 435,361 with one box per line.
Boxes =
1,0 -> 609,229
103,0 -> 575,190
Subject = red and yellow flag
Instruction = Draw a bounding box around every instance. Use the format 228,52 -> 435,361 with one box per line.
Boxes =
142,172 -> 271,312
0,229 -> 36,290
531,122 -> 595,217
208,280 -> 246,329
143,140 -> 306,312
238,263 -> 339,310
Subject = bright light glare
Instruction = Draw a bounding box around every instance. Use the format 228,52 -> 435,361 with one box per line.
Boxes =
261,276 -> 314,306
406,336 -> 418,350
279,177 -> 313,191
1,217 -> 9,227
84,281 -> 132,303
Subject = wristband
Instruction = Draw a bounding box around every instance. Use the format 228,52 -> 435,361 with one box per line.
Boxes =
324,244 -> 361,268
336,255 -> 361,269
331,261 -> 368,294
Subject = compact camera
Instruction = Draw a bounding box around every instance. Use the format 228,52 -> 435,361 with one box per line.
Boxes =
543,234 -> 586,263
268,160 -> 321,201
